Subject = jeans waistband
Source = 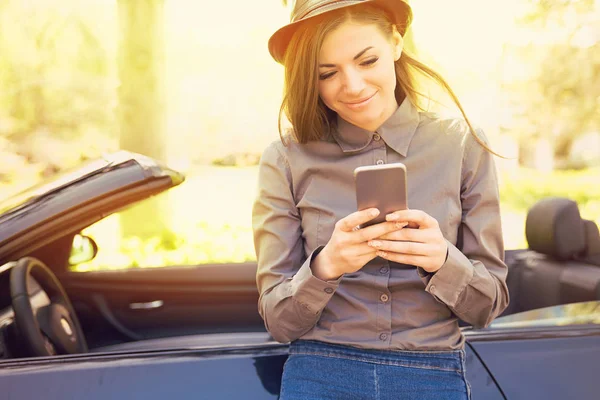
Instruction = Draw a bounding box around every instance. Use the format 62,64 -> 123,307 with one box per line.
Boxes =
289,340 -> 465,373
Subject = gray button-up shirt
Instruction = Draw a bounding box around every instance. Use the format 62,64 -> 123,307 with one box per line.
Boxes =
252,98 -> 509,350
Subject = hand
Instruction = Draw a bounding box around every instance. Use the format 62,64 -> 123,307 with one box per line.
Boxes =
367,209 -> 448,273
312,208 -> 407,280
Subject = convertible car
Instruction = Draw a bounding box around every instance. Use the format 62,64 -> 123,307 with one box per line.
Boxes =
0,152 -> 598,399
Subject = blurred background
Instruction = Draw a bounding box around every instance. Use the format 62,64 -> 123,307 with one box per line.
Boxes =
0,0 -> 598,271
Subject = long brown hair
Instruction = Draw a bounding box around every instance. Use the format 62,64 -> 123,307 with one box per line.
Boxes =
279,4 -> 500,156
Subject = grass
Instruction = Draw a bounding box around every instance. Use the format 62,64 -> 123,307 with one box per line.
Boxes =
499,167 -> 600,212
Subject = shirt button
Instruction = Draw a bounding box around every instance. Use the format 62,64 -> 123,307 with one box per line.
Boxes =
379,333 -> 388,341
379,267 -> 388,274
380,293 -> 389,303
429,285 -> 436,293
373,133 -> 381,141
324,287 -> 334,294
376,159 -> 384,165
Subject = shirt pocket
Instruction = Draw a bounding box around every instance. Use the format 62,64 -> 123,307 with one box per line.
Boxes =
296,179 -> 337,252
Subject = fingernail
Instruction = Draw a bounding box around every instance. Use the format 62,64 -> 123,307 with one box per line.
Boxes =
369,240 -> 382,248
395,222 -> 408,229
371,209 -> 380,217
377,251 -> 387,257
386,214 -> 398,221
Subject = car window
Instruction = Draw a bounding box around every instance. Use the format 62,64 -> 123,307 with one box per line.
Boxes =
484,301 -> 600,329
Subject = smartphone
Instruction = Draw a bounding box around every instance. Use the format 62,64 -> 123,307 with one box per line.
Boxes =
354,163 -> 408,228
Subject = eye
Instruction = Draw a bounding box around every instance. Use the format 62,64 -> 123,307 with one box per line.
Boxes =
319,71 -> 336,81
361,57 -> 379,66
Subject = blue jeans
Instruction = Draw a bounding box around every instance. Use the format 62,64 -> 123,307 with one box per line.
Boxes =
280,340 -> 471,400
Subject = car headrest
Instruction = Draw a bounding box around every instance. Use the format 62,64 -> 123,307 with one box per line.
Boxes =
525,197 -> 586,260
582,219 -> 600,266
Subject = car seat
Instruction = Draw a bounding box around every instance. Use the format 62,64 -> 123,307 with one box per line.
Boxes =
506,197 -> 600,314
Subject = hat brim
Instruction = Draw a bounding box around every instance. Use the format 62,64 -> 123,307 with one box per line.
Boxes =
268,0 -> 412,64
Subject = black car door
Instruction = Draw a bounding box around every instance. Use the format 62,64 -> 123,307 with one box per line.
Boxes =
59,262 -> 265,347
465,301 -> 600,399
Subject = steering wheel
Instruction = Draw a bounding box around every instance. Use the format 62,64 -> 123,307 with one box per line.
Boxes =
10,257 -> 88,357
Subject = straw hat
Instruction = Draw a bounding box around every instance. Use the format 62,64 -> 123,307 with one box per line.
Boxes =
268,0 -> 413,63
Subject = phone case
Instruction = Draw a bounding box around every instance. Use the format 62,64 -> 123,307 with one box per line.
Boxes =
354,163 -> 408,228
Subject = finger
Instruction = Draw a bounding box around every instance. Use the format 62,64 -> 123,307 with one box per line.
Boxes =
339,242 -> 378,257
353,221 -> 408,243
368,240 -> 430,256
386,209 -> 439,229
337,208 -> 380,232
377,228 -> 429,243
354,243 -> 379,257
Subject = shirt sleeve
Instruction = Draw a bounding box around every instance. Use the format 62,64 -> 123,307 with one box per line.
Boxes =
418,129 -> 510,329
252,142 -> 341,343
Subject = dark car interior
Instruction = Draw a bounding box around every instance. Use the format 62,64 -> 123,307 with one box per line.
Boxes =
0,196 -> 599,359
503,197 -> 600,316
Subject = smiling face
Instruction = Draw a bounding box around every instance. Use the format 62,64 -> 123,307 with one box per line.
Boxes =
318,21 -> 403,132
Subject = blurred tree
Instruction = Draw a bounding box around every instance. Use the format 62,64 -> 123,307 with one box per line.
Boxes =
117,0 -> 170,239
117,0 -> 166,161
0,2 -> 114,179
501,0 -> 600,167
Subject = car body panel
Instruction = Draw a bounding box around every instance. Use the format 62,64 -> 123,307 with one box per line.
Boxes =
464,343 -> 505,399
471,334 -> 600,399
462,318 -> 600,399
0,340 -> 502,399
0,345 -> 286,400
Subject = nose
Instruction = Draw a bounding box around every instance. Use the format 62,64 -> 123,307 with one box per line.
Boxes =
341,68 -> 366,96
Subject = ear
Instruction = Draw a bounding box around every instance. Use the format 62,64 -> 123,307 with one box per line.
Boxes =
391,26 -> 404,61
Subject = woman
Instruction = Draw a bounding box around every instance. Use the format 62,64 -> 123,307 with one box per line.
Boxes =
252,1 -> 509,398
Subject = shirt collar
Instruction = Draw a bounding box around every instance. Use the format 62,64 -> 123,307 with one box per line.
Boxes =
331,97 -> 420,157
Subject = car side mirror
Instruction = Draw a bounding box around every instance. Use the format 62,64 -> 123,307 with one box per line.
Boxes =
69,234 -> 98,265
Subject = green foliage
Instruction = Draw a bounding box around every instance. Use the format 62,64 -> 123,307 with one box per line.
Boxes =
72,222 -> 256,272
499,167 -> 600,212
502,0 -> 600,162
0,1 -> 116,168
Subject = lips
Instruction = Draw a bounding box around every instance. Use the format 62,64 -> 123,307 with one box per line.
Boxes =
343,92 -> 377,109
